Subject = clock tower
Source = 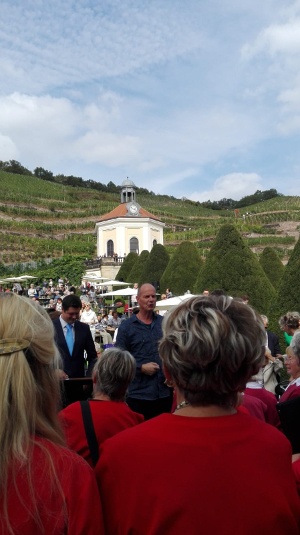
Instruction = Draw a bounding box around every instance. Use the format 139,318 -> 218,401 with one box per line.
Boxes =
95,178 -> 164,258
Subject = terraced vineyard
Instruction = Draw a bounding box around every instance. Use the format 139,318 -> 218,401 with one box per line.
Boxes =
0,170 -> 299,266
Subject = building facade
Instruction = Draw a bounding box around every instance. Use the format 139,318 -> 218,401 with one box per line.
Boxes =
95,179 -> 165,257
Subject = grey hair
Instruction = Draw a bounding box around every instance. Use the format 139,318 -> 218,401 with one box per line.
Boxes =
93,347 -> 136,401
279,312 -> 300,330
159,295 -> 266,408
290,333 -> 300,362
261,315 -> 268,325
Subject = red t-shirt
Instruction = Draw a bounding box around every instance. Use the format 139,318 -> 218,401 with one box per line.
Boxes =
96,412 -> 300,535
4,437 -> 104,535
244,387 -> 280,427
59,400 -> 144,467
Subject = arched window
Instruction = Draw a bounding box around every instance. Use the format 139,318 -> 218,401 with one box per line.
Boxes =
130,237 -> 139,254
107,239 -> 114,257
153,239 -> 157,246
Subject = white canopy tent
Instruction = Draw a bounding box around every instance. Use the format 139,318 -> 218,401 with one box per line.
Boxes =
155,293 -> 196,311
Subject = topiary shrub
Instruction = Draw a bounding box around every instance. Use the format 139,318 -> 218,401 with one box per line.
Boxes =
160,241 -> 202,295
127,250 -> 150,283
193,224 -> 276,313
138,244 -> 169,288
269,235 -> 300,349
115,252 -> 138,282
259,247 -> 284,290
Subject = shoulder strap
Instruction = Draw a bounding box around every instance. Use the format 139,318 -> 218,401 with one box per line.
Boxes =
80,400 -> 99,467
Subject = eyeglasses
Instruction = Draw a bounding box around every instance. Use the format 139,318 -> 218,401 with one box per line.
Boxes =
285,356 -> 297,363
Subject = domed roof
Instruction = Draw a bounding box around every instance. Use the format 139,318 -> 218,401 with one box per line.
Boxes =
122,178 -> 136,187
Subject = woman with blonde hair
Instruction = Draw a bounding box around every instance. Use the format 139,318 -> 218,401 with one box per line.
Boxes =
0,293 -> 103,535
96,295 -> 300,535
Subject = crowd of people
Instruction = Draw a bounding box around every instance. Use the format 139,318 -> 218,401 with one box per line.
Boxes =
1,283 -> 300,533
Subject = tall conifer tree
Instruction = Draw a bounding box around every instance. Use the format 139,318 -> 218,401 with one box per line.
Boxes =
160,241 -> 202,295
193,224 -> 275,313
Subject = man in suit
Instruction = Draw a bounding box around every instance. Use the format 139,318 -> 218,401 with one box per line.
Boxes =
261,314 -> 282,358
53,294 -> 97,379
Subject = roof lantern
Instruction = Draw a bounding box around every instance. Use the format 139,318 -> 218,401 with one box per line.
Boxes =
121,177 -> 136,204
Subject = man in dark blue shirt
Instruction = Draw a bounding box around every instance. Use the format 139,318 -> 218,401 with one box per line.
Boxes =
116,283 -> 172,420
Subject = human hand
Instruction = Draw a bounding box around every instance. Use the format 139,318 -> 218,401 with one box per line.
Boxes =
58,369 -> 69,380
141,362 -> 160,375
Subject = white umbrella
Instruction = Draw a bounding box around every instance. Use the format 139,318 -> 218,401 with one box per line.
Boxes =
18,275 -> 37,280
1,277 -> 24,282
82,275 -> 109,281
155,294 -> 196,311
103,288 -> 137,297
97,280 -> 131,286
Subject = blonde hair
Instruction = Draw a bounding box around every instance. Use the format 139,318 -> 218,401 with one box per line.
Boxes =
160,295 -> 266,408
0,293 -> 65,533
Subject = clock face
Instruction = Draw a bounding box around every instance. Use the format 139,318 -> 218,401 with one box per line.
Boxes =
130,204 -> 138,214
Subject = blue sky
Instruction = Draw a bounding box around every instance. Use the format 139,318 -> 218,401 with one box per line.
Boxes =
1,0 -> 300,201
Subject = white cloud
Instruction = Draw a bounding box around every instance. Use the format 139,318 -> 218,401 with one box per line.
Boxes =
0,134 -> 18,160
241,19 -> 300,60
189,173 -> 263,202
0,0 -> 204,94
149,168 -> 200,194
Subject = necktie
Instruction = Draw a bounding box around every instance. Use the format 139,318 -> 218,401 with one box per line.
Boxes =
66,324 -> 74,355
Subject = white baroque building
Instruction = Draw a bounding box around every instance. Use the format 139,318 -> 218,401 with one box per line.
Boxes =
95,179 -> 165,257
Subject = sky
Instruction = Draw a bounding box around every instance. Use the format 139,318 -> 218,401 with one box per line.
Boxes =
1,0 -> 300,202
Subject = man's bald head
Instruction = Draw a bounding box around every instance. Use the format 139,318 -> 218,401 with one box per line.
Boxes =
137,283 -> 156,297
137,284 -> 157,313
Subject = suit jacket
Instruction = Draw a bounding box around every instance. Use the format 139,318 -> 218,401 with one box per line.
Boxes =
267,330 -> 282,358
53,318 -> 97,378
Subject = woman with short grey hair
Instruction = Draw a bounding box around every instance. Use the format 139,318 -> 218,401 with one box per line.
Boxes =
95,296 -> 300,535
280,335 -> 300,402
279,311 -> 300,346
59,348 -> 144,467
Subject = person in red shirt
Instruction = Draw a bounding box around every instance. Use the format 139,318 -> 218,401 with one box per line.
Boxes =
0,293 -> 103,535
96,295 -> 300,535
280,342 -> 300,402
244,380 -> 280,427
59,347 -> 144,467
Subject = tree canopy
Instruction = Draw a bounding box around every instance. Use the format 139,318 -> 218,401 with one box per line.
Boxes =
259,247 -> 284,290
115,252 -> 138,282
127,250 -> 150,283
138,244 -> 169,288
193,224 -> 276,313
160,241 -> 202,295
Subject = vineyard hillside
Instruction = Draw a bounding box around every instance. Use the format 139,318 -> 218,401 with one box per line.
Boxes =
0,171 -> 300,267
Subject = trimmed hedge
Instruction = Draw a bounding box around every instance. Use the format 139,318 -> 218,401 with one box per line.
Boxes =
127,250 -> 150,283
259,247 -> 284,289
193,224 -> 276,313
160,241 -> 202,295
269,234 -> 300,349
139,244 -> 169,288
115,252 -> 138,282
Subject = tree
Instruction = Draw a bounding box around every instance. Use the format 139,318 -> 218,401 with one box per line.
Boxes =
0,160 -> 32,176
193,224 -> 276,313
259,247 -> 284,290
115,253 -> 138,282
268,235 -> 300,347
160,242 -> 202,295
127,250 -> 150,283
34,167 -> 54,181
138,244 -> 169,288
